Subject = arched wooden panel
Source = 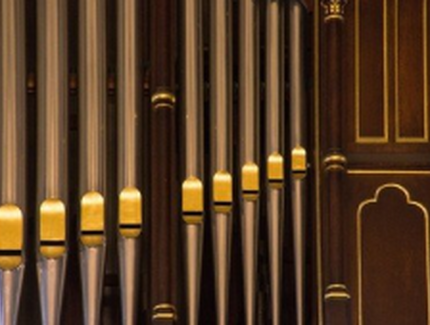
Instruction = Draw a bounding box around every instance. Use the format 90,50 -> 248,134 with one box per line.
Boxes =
357,184 -> 429,324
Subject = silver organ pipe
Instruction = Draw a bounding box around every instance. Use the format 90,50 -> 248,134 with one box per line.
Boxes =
117,0 -> 143,324
266,1 -> 285,324
0,1 -> 314,323
290,1 -> 308,325
239,0 -> 260,323
0,1 -> 26,324
78,1 -> 107,324
210,0 -> 233,324
182,0 -> 204,324
37,1 -> 68,324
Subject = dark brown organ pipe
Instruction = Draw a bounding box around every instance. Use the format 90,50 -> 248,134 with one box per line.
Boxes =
150,0 -> 178,323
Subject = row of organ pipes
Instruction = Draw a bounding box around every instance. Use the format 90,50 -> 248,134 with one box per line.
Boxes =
0,0 -> 308,324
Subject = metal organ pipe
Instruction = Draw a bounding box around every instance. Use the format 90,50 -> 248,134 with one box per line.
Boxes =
37,1 -> 68,324
210,0 -> 233,324
266,1 -> 285,324
239,0 -> 260,323
78,1 -> 107,324
117,0 -> 143,324
0,1 -> 26,324
182,0 -> 204,324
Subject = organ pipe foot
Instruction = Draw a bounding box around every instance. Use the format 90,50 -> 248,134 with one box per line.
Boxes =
119,237 -> 141,325
211,212 -> 232,325
37,256 -> 67,325
241,201 -> 259,325
80,245 -> 106,325
267,189 -> 283,325
0,266 -> 24,325
183,224 -> 204,325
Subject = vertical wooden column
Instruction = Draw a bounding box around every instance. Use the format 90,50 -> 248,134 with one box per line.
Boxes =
149,0 -> 178,323
320,1 -> 350,324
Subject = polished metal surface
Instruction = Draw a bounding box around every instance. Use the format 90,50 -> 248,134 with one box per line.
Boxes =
37,1 -> 68,324
266,1 -> 285,324
0,267 -> 24,325
0,2 -> 26,323
37,256 -> 67,325
117,1 -> 142,323
183,225 -> 204,325
182,0 -> 204,324
210,0 -> 233,323
290,2 -> 307,325
118,238 -> 141,325
80,246 -> 106,325
239,0 -> 260,323
79,1 -> 107,324
211,213 -> 232,325
241,201 -> 259,325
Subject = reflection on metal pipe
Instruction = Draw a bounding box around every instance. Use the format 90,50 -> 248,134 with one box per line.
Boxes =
0,1 -> 26,324
266,1 -> 285,324
210,0 -> 233,323
37,1 -> 68,324
290,1 -> 307,325
182,0 -> 204,323
79,1 -> 107,324
117,0 -> 142,323
239,0 -> 260,323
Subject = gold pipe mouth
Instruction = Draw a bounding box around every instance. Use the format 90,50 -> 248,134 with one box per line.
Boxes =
119,187 -> 143,238
213,171 -> 233,213
152,303 -> 177,321
182,177 -> 204,224
242,163 -> 260,201
80,192 -> 105,247
0,205 -> 24,270
151,91 -> 176,110
268,152 -> 285,187
39,199 -> 67,259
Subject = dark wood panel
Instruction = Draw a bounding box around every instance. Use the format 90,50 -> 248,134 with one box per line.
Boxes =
345,174 -> 430,325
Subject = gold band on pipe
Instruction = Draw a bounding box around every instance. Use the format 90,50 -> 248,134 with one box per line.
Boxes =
80,192 -> 105,247
242,162 -> 259,201
151,91 -> 176,110
292,146 -> 307,179
182,177 -> 204,224
324,283 -> 351,301
40,199 -> 66,259
323,153 -> 347,172
152,303 -> 177,321
0,205 -> 24,270
119,187 -> 142,238
213,171 -> 233,213
267,152 -> 284,188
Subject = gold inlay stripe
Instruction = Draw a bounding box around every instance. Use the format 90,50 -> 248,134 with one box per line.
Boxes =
355,0 -> 389,143
80,192 -> 105,247
0,205 -> 24,270
357,184 -> 430,325
40,199 -> 66,259
394,0 -> 429,143
119,187 -> 142,238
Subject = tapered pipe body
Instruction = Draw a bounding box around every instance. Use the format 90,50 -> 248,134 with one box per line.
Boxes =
289,1 -> 308,325
182,0 -> 204,324
239,0 -> 260,323
0,1 -> 26,324
37,1 -> 68,324
209,0 -> 233,324
266,1 -> 285,324
117,1 -> 143,325
79,1 -> 107,324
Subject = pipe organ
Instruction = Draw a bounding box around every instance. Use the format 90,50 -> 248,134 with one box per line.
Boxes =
1,0 -> 429,324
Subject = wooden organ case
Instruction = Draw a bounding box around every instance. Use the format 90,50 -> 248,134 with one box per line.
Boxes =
0,0 -> 429,325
